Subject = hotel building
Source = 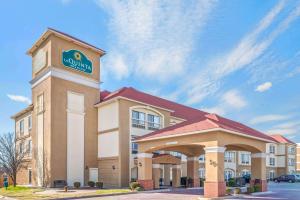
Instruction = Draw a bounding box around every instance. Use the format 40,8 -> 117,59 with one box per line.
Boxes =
11,28 -> 297,198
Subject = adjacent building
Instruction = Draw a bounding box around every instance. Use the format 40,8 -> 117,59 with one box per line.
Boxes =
297,143 -> 300,173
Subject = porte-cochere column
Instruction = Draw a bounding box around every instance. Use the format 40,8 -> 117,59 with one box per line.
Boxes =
251,153 -> 267,192
204,146 -> 226,198
137,153 -> 154,190
172,165 -> 181,187
187,157 -> 200,187
152,164 -> 162,189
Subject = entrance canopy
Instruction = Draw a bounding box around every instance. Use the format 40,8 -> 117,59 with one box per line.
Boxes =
134,114 -> 275,198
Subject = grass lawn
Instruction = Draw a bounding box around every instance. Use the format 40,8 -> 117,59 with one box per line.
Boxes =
0,186 -> 132,200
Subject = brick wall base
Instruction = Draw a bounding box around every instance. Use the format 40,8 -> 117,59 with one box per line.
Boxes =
204,181 -> 226,198
137,179 -> 154,190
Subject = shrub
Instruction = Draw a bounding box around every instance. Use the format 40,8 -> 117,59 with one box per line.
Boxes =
227,178 -> 236,187
226,188 -> 231,194
88,181 -> 95,187
73,182 -> 81,188
135,186 -> 144,191
247,186 -> 255,193
254,184 -> 261,192
129,182 -> 143,191
233,188 -> 240,195
200,178 -> 205,187
96,182 -> 103,189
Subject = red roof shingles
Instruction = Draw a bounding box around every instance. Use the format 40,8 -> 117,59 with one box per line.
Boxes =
270,134 -> 295,144
99,87 -> 276,142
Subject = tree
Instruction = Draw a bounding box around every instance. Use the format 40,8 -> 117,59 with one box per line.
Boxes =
0,132 -> 28,187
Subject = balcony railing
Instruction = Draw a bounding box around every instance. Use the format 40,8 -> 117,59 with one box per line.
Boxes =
132,119 -> 162,130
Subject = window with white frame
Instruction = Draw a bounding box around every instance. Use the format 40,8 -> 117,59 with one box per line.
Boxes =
147,114 -> 161,130
131,110 -> 146,129
19,119 -> 24,135
269,145 -> 275,154
241,169 -> 250,176
225,151 -> 235,163
199,168 -> 205,178
131,142 -> 138,154
288,158 -> 295,166
269,157 -> 275,166
269,171 -> 275,179
288,146 -> 295,154
28,115 -> 32,130
224,169 -> 234,181
241,153 -> 250,165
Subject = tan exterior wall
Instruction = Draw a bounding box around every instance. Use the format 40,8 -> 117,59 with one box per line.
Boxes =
117,98 -> 172,187
297,144 -> 300,172
98,157 -> 120,188
16,161 -> 32,185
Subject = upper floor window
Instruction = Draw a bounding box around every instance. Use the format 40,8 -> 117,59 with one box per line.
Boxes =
19,142 -> 23,154
28,115 -> 32,130
147,114 -> 161,130
28,140 -> 32,156
269,157 -> 275,166
132,111 -> 146,129
269,145 -> 275,154
19,120 -> 24,135
131,142 -> 138,154
170,151 -> 182,158
225,151 -> 235,163
241,153 -> 250,165
288,147 -> 295,154
37,94 -> 44,113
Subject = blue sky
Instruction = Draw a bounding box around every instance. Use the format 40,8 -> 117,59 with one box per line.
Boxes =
0,0 -> 300,142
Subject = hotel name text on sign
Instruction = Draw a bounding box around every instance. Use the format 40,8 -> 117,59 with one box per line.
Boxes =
62,49 -> 93,74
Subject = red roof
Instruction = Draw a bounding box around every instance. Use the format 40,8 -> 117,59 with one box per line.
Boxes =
270,134 -> 295,144
99,87 -> 276,142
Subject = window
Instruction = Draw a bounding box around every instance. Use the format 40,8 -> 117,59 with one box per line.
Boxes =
37,94 -> 44,113
269,157 -> 275,166
170,151 -> 182,158
269,171 -> 275,180
199,168 -> 205,178
224,169 -> 234,181
199,155 -> 205,162
28,140 -> 32,156
131,142 -> 138,154
19,120 -> 24,135
288,158 -> 295,166
241,153 -> 250,165
225,152 -> 235,163
131,111 -> 145,129
147,114 -> 161,130
28,115 -> 32,130
19,142 -> 23,154
288,147 -> 295,154
242,170 -> 250,176
269,145 -> 275,154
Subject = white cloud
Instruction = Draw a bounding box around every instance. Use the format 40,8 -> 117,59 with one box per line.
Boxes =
61,0 -> 72,5
222,90 -> 247,109
265,120 -> 300,136
202,106 -> 226,116
96,0 -> 217,81
265,128 -> 297,135
255,82 -> 272,92
7,94 -> 31,105
249,114 -> 291,125
201,89 -> 246,115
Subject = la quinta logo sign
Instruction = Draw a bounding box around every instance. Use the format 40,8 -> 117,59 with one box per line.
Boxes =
62,49 -> 93,74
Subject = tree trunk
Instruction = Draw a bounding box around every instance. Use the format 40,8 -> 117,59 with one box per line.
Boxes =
13,174 -> 17,187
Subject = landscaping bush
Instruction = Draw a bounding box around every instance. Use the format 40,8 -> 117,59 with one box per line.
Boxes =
135,186 -> 144,191
226,188 -> 232,194
73,182 -> 81,188
247,186 -> 255,193
227,178 -> 236,187
88,181 -> 95,187
233,188 -> 240,195
254,184 -> 261,192
129,182 -> 141,191
96,182 -> 103,189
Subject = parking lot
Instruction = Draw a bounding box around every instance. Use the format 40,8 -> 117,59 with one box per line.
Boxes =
79,182 -> 300,200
